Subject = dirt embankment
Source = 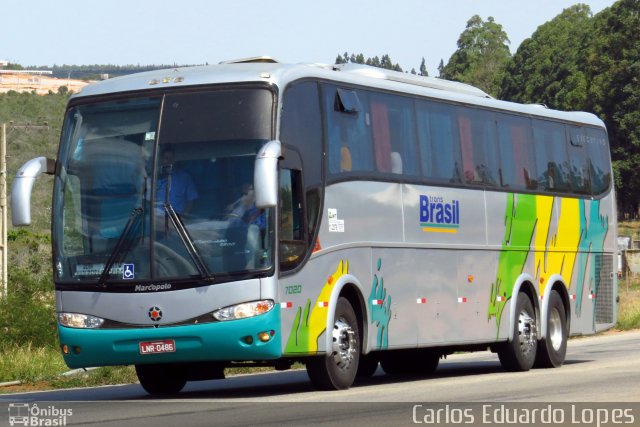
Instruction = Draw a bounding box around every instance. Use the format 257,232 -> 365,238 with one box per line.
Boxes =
0,73 -> 90,95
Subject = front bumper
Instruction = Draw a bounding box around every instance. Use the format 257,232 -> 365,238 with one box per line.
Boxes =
58,307 -> 281,368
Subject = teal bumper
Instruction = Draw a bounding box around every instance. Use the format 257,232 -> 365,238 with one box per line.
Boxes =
59,308 -> 282,368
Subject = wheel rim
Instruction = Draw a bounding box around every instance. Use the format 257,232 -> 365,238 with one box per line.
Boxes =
518,310 -> 537,356
548,307 -> 564,351
331,317 -> 357,372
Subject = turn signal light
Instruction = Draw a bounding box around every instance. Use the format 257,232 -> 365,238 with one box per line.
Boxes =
257,330 -> 275,342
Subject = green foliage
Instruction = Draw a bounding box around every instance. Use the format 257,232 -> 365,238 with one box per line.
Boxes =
617,275 -> 640,331
0,270 -> 57,350
499,4 -> 593,109
419,58 -> 428,77
3,63 -> 24,71
336,52 -> 404,72
0,344 -> 67,383
440,15 -> 511,96
0,91 -> 65,233
1,229 -> 56,350
498,0 -> 640,217
48,366 -> 139,389
586,0 -> 640,218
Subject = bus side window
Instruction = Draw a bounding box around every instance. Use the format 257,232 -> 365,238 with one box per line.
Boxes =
497,114 -> 535,191
533,120 -> 571,193
458,115 -> 475,182
370,100 -> 392,173
369,93 -> 419,176
460,108 -> 498,186
585,127 -> 611,195
568,125 -> 591,194
416,101 -> 462,184
324,85 -> 373,175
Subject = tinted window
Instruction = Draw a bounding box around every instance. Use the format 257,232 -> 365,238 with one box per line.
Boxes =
416,100 -> 462,183
369,92 -> 419,175
496,113 -> 535,191
585,127 -> 611,195
280,81 -> 323,187
457,108 -> 498,186
533,120 -> 570,192
323,85 -> 374,173
568,125 -> 591,194
320,83 -> 611,198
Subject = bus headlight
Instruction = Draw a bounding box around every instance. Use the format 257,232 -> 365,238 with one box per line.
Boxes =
58,312 -> 105,329
212,300 -> 274,321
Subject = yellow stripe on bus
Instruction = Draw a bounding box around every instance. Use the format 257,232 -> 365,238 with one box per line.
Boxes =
422,227 -> 458,233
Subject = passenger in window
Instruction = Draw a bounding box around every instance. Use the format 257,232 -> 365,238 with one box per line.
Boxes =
155,148 -> 198,217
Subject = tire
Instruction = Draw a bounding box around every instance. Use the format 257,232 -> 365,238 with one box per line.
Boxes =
136,363 -> 187,395
356,353 -> 379,378
535,290 -> 568,368
306,297 -> 360,390
498,292 -> 538,372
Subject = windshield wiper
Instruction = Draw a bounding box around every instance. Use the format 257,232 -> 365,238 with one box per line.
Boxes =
164,203 -> 213,279
98,207 -> 144,285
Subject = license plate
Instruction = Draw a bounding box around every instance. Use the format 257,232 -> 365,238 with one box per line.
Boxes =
139,339 -> 176,355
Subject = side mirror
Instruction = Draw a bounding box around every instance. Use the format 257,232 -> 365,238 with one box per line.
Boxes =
11,157 -> 55,226
254,140 -> 282,208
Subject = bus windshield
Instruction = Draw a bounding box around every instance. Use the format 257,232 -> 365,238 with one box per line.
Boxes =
52,87 -> 275,286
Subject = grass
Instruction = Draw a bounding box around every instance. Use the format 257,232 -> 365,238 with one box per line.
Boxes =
0,344 -> 67,383
616,277 -> 640,330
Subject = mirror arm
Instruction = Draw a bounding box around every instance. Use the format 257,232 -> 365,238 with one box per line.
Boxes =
10,157 -> 56,226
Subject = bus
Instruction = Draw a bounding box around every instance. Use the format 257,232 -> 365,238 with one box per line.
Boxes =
11,58 -> 617,394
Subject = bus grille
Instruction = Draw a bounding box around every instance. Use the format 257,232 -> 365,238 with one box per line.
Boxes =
594,254 -> 614,324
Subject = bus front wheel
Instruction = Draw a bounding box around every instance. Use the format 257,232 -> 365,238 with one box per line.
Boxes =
498,292 -> 538,372
306,297 -> 360,390
136,363 -> 187,395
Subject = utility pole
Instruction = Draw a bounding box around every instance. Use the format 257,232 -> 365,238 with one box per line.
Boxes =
1,123 -> 7,298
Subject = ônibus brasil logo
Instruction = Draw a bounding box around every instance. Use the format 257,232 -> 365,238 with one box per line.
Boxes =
419,195 -> 460,233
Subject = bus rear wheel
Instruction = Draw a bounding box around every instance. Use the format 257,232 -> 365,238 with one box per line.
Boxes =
535,290 -> 568,368
498,292 -> 537,372
136,363 -> 187,395
306,297 -> 360,390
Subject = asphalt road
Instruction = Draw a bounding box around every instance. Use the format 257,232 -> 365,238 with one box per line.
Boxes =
1,331 -> 639,426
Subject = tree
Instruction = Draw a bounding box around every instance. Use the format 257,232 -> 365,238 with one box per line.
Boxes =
336,52 -> 403,72
4,63 -> 24,71
586,0 -> 640,217
419,58 -> 428,77
440,15 -> 511,96
499,1 -> 640,217
437,59 -> 445,77
499,5 -> 593,110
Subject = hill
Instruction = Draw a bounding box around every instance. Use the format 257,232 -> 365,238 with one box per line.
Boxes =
0,72 -> 89,95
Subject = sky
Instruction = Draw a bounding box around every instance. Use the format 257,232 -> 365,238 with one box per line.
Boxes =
2,0 -> 617,76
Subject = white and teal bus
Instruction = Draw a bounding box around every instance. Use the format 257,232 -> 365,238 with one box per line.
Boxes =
11,58 -> 617,394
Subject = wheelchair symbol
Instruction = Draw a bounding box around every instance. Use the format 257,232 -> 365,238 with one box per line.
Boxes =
123,264 -> 135,280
